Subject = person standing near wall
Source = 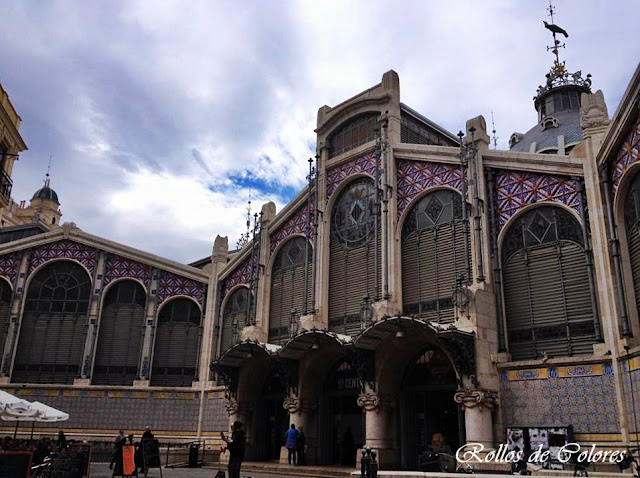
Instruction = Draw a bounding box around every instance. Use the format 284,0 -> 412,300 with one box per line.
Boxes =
297,426 -> 306,466
285,424 -> 299,465
222,421 -> 246,478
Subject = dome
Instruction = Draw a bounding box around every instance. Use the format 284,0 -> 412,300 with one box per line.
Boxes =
32,186 -> 59,204
510,60 -> 592,155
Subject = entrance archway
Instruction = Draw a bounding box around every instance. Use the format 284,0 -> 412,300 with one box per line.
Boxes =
319,357 -> 363,466
252,368 -> 287,462
400,347 -> 462,469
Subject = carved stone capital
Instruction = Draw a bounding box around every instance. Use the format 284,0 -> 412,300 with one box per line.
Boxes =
225,398 -> 238,416
357,393 -> 393,412
282,397 -> 317,414
454,389 -> 498,410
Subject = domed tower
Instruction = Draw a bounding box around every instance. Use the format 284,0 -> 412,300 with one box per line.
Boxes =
509,4 -> 592,155
28,173 -> 62,227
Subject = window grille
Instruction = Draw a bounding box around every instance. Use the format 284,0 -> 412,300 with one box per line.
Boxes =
624,173 -> 640,327
501,206 -> 596,360
150,297 -> 201,387
401,190 -> 469,324
93,280 -> 146,385
0,279 -> 11,363
329,178 -> 380,335
268,237 -> 312,343
328,113 -> 379,158
13,261 -> 90,384
220,287 -> 248,354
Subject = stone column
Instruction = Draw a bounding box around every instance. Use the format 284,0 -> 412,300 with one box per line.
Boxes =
454,388 -> 498,450
77,251 -> 105,383
0,249 -> 30,383
280,396 -> 317,464
135,269 -> 159,386
315,141 -> 329,328
357,391 -> 396,468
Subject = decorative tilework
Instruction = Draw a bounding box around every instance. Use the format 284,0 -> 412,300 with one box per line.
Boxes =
156,271 -> 206,306
0,251 -> 21,286
270,203 -> 316,253
396,159 -> 463,217
494,170 -> 582,231
622,360 -> 640,434
500,364 -> 620,434
611,119 -> 640,192
222,256 -> 252,298
28,239 -> 97,276
326,153 -> 377,199
103,255 -> 151,287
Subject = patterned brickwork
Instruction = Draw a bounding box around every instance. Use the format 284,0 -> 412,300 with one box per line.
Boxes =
156,271 -> 206,306
270,203 -> 315,253
2,388 -> 209,433
222,256 -> 252,298
500,363 -> 620,434
612,119 -> 640,193
396,159 -> 463,218
493,170 -> 582,231
326,153 -> 377,199
103,255 -> 151,287
28,240 -> 97,276
0,252 -> 21,287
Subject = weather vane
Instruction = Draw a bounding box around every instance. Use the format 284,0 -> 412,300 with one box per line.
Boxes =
543,1 -> 568,65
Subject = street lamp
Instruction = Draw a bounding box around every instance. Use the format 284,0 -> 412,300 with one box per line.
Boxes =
289,308 -> 299,337
360,292 -> 373,330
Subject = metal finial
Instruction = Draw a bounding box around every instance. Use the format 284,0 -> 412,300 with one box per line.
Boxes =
490,110 -> 499,150
44,154 -> 53,187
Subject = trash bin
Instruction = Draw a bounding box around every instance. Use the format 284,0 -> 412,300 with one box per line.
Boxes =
189,443 -> 200,468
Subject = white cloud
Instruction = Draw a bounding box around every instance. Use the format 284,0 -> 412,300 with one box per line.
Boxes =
1,0 -> 638,262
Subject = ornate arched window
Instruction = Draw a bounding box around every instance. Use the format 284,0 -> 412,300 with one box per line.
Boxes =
328,113 -> 379,158
0,278 -> 12,360
93,280 -> 146,385
219,287 -> 248,355
623,172 -> 640,324
13,261 -> 90,384
501,206 -> 597,360
329,177 -> 380,335
150,298 -> 201,387
269,237 -> 312,344
402,189 -> 469,323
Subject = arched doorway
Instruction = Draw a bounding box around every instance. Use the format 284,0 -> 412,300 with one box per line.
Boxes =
400,347 -> 462,470
252,368 -> 288,462
320,357 -> 363,466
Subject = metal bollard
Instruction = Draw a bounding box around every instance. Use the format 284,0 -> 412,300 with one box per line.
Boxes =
368,449 -> 378,478
361,447 -> 371,477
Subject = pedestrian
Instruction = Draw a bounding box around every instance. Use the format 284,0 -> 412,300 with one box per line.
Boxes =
297,426 -> 306,466
221,421 -> 246,478
142,426 -> 154,440
57,430 -> 67,451
110,431 -> 127,473
284,424 -> 298,465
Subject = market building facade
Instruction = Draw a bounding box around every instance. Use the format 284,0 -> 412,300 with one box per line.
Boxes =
0,26 -> 639,471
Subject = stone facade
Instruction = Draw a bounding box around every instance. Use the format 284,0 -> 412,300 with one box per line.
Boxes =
0,58 -> 640,471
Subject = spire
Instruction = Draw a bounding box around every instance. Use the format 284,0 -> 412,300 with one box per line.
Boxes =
44,154 -> 52,188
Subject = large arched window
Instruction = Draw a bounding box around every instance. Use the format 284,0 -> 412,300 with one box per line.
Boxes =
150,298 -> 201,387
219,287 -> 248,355
93,280 -> 146,385
623,172 -> 640,326
401,189 -> 469,323
501,206 -> 597,360
13,261 -> 90,384
0,278 -> 12,358
328,113 -> 379,158
328,177 -> 380,335
269,237 -> 312,344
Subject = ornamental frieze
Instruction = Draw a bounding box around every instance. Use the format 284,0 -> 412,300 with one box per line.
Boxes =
396,159 -> 463,218
493,170 -> 582,231
156,270 -> 205,306
28,239 -> 97,276
611,119 -> 640,193
102,254 -> 151,287
221,256 -> 252,299
0,251 -> 21,286
326,153 -> 377,199
269,203 -> 316,254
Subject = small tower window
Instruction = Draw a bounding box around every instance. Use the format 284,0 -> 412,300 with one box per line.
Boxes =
51,217 -> 56,225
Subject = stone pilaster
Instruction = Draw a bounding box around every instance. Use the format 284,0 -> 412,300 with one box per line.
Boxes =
357,391 -> 397,468
78,250 -> 105,381
454,388 -> 498,450
0,249 -> 29,382
137,268 -> 159,385
315,141 -> 329,328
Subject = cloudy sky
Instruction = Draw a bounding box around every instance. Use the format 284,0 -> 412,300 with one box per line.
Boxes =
1,1 -> 638,263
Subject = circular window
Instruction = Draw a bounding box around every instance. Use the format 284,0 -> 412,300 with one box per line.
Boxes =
331,178 -> 377,249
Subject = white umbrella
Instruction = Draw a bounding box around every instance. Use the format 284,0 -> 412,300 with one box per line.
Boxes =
29,402 -> 69,422
0,390 -> 39,419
